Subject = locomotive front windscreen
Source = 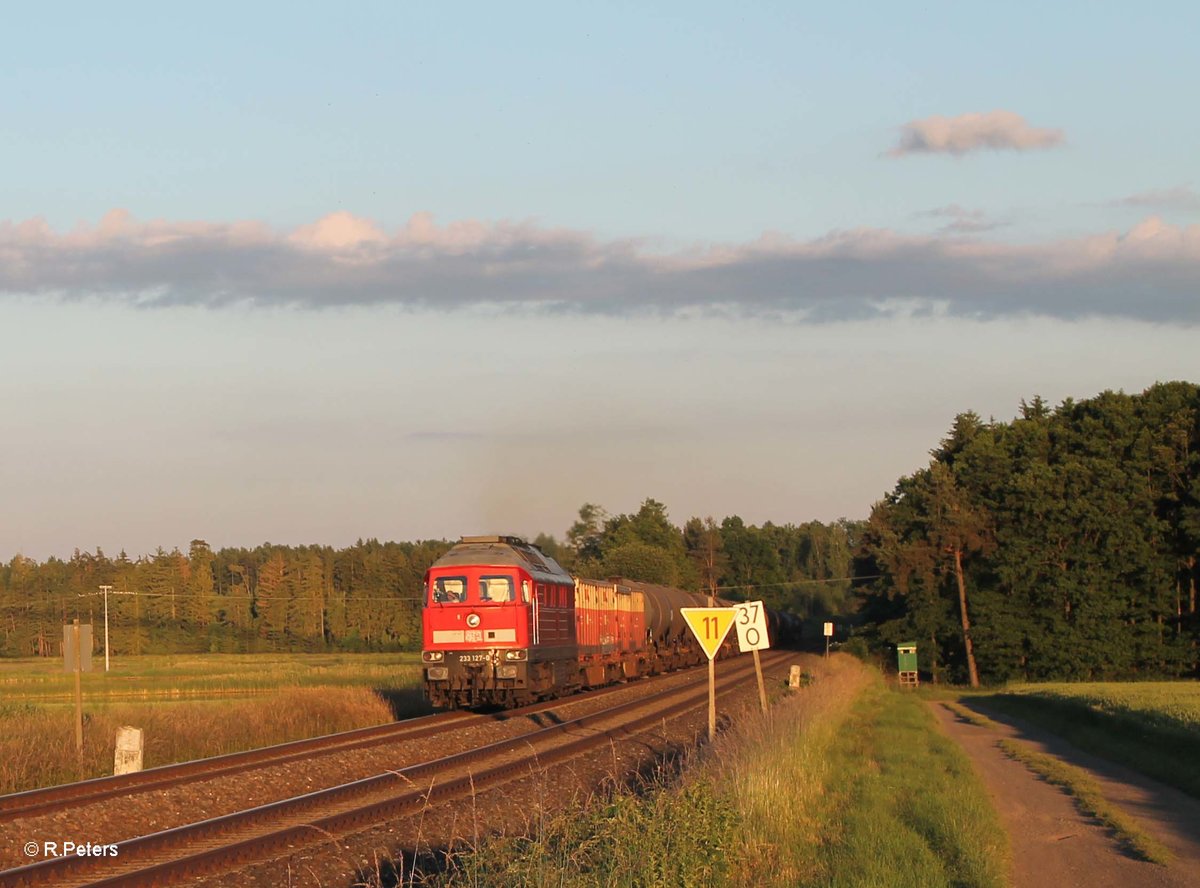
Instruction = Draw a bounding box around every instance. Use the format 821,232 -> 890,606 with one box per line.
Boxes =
480,576 -> 514,602
432,576 -> 467,603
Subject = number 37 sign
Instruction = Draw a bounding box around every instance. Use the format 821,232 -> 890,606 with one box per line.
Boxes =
734,600 -> 771,652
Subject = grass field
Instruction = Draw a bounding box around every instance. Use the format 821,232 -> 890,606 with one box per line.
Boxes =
0,652 -> 423,703
1000,681 -> 1200,731
969,681 -> 1200,801
0,652 -> 426,795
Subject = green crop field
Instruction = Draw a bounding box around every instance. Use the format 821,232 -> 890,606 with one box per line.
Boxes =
980,680 -> 1200,800
0,652 -> 423,704
1001,682 -> 1200,733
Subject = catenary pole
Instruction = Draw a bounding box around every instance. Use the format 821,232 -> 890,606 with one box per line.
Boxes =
100,585 -> 113,672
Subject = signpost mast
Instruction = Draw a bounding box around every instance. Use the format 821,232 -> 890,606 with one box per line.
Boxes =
681,607 -> 736,742
100,585 -> 113,672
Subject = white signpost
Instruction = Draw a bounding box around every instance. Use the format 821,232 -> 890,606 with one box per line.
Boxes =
824,621 -> 834,658
681,607 -> 736,742
734,601 -> 771,712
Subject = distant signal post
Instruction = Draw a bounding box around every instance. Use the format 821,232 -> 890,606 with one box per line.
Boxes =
681,607 -> 736,742
734,600 -> 771,712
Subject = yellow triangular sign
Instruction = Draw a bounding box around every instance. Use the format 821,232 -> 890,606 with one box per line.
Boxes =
681,607 -> 737,660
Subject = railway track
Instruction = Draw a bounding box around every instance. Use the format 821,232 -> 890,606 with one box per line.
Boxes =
1,651 -> 790,888
0,664 -> 709,825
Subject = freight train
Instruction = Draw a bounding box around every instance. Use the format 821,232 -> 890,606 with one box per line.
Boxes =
420,535 -> 789,709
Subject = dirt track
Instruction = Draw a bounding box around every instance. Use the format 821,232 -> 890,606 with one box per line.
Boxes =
931,699 -> 1200,888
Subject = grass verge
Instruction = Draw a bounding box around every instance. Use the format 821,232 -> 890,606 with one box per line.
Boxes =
942,700 -> 1000,729
811,681 -> 1007,888
404,657 -> 1005,888
995,738 -> 1172,865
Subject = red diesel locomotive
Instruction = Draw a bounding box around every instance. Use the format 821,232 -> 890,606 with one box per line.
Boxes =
421,535 -> 729,708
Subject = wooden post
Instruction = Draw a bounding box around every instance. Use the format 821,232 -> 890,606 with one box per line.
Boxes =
753,648 -> 768,712
707,590 -> 716,742
682,606 -> 734,744
707,657 -> 716,742
72,619 -> 83,778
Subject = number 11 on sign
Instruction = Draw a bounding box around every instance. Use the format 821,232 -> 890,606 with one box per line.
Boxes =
680,607 -> 736,741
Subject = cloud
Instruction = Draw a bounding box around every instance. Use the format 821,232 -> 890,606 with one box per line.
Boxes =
889,111 -> 1064,157
1106,185 -> 1200,211
1,209 -> 1198,323
916,205 -> 1007,235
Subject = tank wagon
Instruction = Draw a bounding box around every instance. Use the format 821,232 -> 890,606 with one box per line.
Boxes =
421,535 -> 751,708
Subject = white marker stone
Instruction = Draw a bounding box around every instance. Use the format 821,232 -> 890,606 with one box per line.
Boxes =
114,726 -> 144,775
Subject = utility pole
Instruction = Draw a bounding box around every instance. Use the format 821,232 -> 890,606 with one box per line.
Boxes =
100,585 -> 113,672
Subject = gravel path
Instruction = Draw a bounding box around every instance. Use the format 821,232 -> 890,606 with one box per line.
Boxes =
931,699 -> 1200,888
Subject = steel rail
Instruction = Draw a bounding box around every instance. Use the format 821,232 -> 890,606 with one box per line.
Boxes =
0,659 -> 719,823
2,652 -> 791,888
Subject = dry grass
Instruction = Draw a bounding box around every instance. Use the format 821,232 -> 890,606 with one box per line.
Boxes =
0,686 -> 395,794
711,654 -> 874,885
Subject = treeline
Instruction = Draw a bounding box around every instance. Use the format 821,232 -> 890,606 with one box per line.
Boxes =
856,381 -> 1200,683
1,506 -> 859,657
549,499 -> 860,618
0,539 -> 452,656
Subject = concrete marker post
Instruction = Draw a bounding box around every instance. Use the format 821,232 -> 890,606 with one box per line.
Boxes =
114,726 -> 144,775
789,664 -> 802,689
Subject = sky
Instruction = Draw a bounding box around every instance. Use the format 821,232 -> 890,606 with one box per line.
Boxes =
2,2 -> 1198,560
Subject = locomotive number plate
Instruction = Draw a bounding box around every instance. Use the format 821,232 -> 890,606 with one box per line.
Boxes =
458,652 -> 490,663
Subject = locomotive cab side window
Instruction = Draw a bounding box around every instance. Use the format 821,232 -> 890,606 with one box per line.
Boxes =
480,576 -> 515,603
432,576 -> 467,603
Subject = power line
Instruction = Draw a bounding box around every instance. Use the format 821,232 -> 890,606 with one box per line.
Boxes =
715,574 -> 882,591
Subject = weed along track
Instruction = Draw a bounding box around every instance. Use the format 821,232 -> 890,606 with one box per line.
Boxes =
2,677 -> 636,826
1,652 -> 792,887
0,659 -> 716,827
0,710 -> 478,824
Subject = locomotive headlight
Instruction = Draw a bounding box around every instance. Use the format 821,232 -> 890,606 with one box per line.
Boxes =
466,613 -> 481,628
504,649 -> 527,661
422,651 -> 444,662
